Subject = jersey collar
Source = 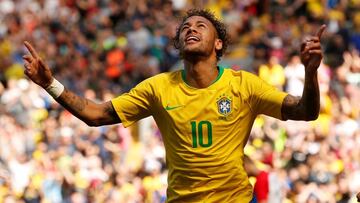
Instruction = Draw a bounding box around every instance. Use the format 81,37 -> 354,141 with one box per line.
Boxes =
181,66 -> 224,89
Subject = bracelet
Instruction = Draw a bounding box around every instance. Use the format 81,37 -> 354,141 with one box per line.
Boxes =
45,78 -> 64,98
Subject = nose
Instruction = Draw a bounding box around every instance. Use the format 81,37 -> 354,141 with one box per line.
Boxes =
186,25 -> 198,35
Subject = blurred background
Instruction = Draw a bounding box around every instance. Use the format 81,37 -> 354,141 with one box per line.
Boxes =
0,0 -> 360,202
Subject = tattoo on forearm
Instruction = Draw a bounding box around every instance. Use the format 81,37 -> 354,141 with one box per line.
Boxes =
59,89 -> 86,111
55,88 -> 120,126
70,91 -> 88,112
58,89 -> 88,112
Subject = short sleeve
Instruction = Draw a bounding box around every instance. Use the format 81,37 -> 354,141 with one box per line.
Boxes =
245,72 -> 288,119
111,79 -> 155,127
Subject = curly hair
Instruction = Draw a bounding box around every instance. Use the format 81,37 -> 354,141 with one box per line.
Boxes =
173,9 -> 229,61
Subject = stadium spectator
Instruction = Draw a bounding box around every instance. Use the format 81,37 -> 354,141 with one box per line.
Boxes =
0,1 -> 359,202
22,6 -> 325,203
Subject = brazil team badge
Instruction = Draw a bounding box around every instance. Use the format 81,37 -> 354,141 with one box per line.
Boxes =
216,94 -> 232,117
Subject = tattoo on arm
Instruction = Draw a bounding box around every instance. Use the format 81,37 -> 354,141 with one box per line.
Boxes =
281,95 -> 301,120
70,91 -> 88,112
55,88 -> 121,126
56,88 -> 88,114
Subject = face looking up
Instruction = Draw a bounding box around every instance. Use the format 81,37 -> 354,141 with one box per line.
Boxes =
178,16 -> 223,61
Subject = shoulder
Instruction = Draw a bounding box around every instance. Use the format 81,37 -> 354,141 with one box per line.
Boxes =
140,70 -> 181,84
134,70 -> 182,92
223,69 -> 268,98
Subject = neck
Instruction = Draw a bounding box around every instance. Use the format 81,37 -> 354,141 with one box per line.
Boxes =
183,57 -> 219,88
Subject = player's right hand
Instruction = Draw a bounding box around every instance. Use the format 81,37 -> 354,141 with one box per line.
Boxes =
23,41 -> 53,88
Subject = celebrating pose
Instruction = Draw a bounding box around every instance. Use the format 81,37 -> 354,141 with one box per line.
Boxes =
23,9 -> 325,203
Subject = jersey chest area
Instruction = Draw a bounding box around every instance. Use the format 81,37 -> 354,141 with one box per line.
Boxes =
160,88 -> 241,122
153,84 -> 255,164
155,84 -> 253,143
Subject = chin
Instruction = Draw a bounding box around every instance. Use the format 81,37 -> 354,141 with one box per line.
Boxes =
180,41 -> 214,59
182,50 -> 207,60
184,48 -> 203,54
182,46 -> 206,56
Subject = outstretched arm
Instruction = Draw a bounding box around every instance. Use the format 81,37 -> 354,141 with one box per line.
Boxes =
23,41 -> 121,126
55,90 -> 120,126
281,25 -> 326,121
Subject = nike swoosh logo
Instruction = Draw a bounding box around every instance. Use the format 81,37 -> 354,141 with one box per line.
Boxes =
165,105 -> 184,111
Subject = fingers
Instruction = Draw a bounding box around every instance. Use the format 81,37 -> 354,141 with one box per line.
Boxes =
23,61 -> 32,76
302,42 -> 321,53
38,57 -> 47,69
316,24 -> 326,39
301,40 -> 321,53
24,61 -> 30,70
301,24 -> 326,48
308,50 -> 322,55
300,25 -> 325,56
307,36 -> 320,42
23,54 -> 35,76
22,55 -> 33,63
24,41 -> 40,59
301,37 -> 319,47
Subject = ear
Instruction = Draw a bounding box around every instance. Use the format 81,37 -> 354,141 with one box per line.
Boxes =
215,39 -> 223,51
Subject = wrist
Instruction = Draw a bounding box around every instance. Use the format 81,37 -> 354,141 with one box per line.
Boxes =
43,78 -> 54,89
305,69 -> 318,77
45,78 -> 64,98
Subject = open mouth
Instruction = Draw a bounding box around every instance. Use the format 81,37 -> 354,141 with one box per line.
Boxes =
185,36 -> 200,43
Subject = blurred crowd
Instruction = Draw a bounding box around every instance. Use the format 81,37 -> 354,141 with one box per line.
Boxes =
0,0 -> 360,202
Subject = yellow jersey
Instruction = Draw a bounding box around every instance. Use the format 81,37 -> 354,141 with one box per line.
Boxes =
111,67 -> 287,203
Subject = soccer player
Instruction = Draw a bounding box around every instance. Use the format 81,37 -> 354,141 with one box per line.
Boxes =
23,9 -> 325,203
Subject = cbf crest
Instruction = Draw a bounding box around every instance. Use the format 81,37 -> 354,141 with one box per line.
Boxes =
216,94 -> 232,117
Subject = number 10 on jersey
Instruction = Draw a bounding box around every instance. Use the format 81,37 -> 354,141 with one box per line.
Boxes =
191,121 -> 213,148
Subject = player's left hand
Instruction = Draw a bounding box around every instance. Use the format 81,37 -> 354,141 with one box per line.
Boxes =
300,24 -> 326,74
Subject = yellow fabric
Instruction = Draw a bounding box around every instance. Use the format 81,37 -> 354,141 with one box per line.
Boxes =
112,68 -> 287,203
258,64 -> 285,88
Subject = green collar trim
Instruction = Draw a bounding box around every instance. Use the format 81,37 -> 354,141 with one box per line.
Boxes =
181,66 -> 224,87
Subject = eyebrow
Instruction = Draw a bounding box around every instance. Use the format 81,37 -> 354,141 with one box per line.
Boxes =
182,20 -> 208,27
